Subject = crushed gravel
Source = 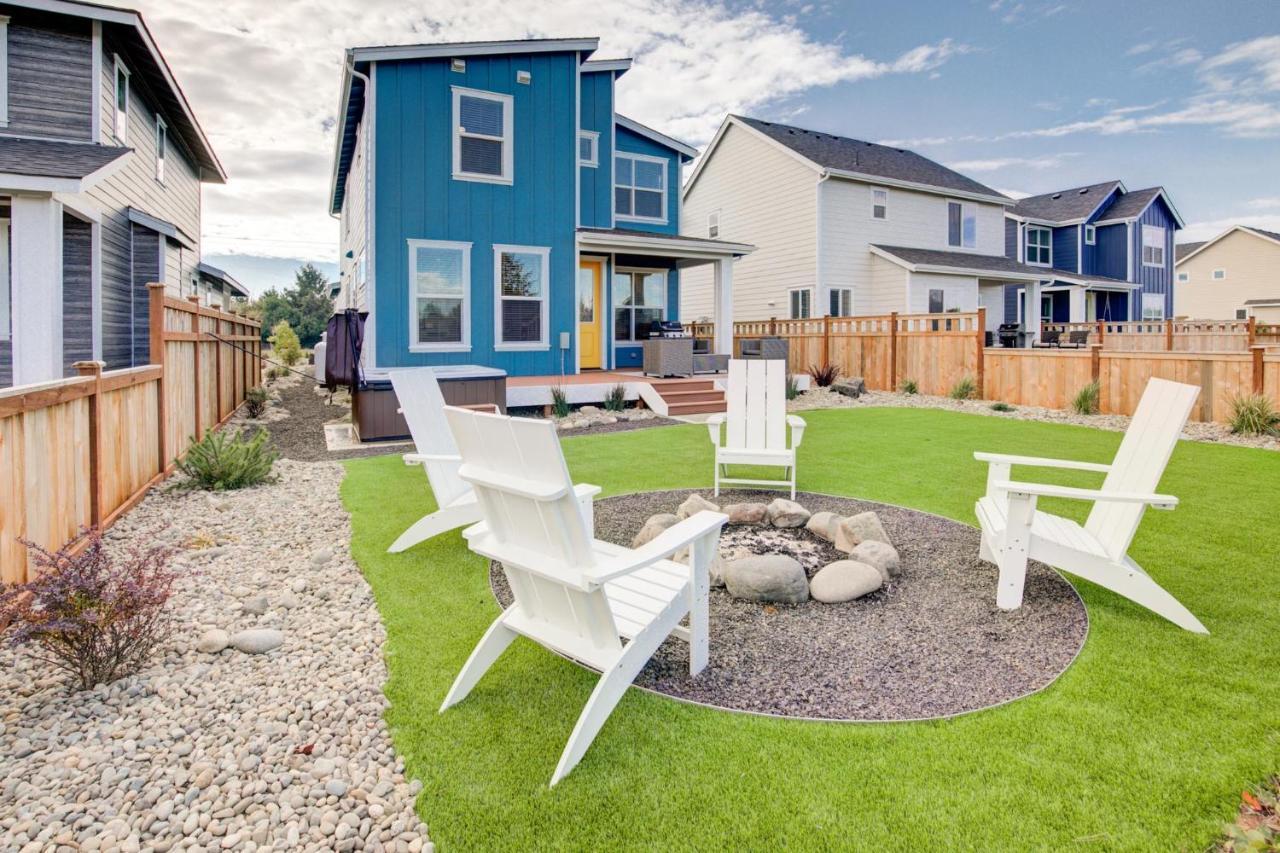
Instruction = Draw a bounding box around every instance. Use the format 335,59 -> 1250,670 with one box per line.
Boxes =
491,488 -> 1088,722
230,370 -> 391,462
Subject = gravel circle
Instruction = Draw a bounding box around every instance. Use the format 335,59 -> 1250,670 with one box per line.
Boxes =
0,459 -> 431,852
490,489 -> 1088,721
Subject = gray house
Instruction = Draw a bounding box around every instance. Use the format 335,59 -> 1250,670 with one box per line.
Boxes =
0,0 -> 229,388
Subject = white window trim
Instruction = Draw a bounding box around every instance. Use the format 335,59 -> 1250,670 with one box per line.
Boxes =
871,187 -> 888,220
451,86 -> 513,185
0,217 -> 9,341
1141,292 -> 1165,321
578,130 -> 599,167
947,199 -> 977,250
154,116 -> 167,184
1212,268 -> 1226,280
1084,223 -> 1096,245
493,244 -> 550,350
1141,224 -> 1165,268
707,209 -> 720,239
614,151 -> 669,225
113,55 -> 130,143
407,238 -> 472,353
1025,225 -> 1052,267
828,287 -> 852,317
613,266 -> 668,344
788,287 -> 813,320
0,16 -> 10,128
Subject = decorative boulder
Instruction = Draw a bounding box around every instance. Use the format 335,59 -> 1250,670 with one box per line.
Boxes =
632,513 -> 679,548
767,499 -> 811,529
709,555 -> 728,588
723,555 -> 809,604
849,540 -> 901,582
834,511 -> 892,553
196,629 -> 230,654
832,378 -> 866,398
677,494 -> 720,520
809,560 -> 882,603
805,511 -> 839,542
723,502 -> 768,525
230,629 -> 284,655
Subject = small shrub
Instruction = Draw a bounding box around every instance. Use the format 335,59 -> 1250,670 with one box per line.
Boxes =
949,376 -> 978,401
785,374 -> 801,401
176,428 -> 278,491
808,363 -> 839,387
1228,392 -> 1280,436
990,401 -> 1015,413
604,383 -> 627,413
898,378 -> 919,395
265,364 -> 288,382
550,386 -> 571,419
1072,381 -> 1100,415
0,531 -> 177,692
245,387 -> 268,419
269,321 -> 303,367
1220,778 -> 1279,852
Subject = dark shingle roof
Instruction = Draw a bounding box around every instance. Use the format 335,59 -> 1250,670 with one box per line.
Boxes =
872,244 -> 1134,286
1244,226 -> 1280,243
1009,180 -> 1121,223
735,116 -> 1007,200
1244,297 -> 1280,306
0,137 -> 130,180
1175,241 -> 1206,261
1097,186 -> 1162,221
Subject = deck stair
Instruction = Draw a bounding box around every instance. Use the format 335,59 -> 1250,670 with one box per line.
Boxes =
639,378 -> 726,417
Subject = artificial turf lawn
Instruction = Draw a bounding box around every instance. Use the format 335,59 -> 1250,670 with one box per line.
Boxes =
341,407 -> 1280,851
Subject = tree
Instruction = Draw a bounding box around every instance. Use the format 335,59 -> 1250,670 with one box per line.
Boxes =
250,263 -> 333,347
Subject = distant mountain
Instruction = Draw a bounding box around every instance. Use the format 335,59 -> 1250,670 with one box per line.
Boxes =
203,254 -> 339,300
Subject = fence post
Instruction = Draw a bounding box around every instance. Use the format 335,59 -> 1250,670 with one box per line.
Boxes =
1247,316 -> 1257,349
822,314 -> 831,368
889,311 -> 899,391
1090,343 -> 1104,412
768,317 -> 776,336
214,315 -> 224,422
74,360 -> 104,528
1096,320 -> 1104,347
976,307 -> 986,398
148,283 -> 168,472
1253,345 -> 1265,394
189,295 -> 202,439
1165,319 -> 1174,351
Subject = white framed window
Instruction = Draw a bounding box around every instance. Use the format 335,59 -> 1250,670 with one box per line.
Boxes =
829,288 -> 852,317
707,210 -> 720,239
1084,224 -> 1096,245
451,87 -> 513,184
1177,271 -> 1189,282
578,130 -> 598,167
113,56 -> 130,143
613,268 -> 666,342
789,288 -> 812,319
947,201 -> 976,249
1142,225 -> 1165,267
614,152 -> 667,223
494,244 -> 550,349
871,187 -> 888,220
1026,226 -> 1051,265
1212,268 -> 1226,280
154,116 -> 167,183
928,289 -> 945,314
0,16 -> 10,127
1141,293 -> 1165,321
407,239 -> 471,351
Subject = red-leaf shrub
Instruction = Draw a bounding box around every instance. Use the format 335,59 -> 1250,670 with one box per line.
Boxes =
807,363 -> 839,387
0,531 -> 177,691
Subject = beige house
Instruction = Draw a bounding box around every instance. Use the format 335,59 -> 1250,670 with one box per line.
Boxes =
1175,226 -> 1280,321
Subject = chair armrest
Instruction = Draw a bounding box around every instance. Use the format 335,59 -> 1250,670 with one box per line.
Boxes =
573,483 -> 602,499
996,480 -> 1178,509
786,414 -> 806,449
457,464 -> 570,501
404,452 -> 462,466
706,413 -> 727,446
587,510 -> 728,584
974,452 -> 1111,473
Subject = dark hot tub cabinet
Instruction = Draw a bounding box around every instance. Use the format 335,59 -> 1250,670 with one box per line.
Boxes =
352,365 -> 507,442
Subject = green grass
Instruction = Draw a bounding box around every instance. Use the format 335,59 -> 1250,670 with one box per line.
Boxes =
342,407 -> 1280,851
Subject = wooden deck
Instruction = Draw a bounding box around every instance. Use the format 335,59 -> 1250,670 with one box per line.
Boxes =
506,370 -> 701,388
505,370 -> 728,415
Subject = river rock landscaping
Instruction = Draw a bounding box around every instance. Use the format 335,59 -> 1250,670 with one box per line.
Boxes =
0,459 -> 431,853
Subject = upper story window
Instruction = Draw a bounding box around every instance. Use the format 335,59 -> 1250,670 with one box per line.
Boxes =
829,288 -> 852,317
1141,293 -> 1165,321
1084,224 -> 1096,245
1236,308 -> 1248,320
1142,225 -> 1166,267
947,201 -> 976,249
0,15 -> 10,127
578,131 -> 598,167
113,57 -> 130,143
452,87 -> 513,184
155,117 -> 167,183
1212,268 -> 1226,280
494,245 -> 549,349
871,187 -> 888,220
789,288 -> 812,319
408,239 -> 471,351
614,269 -> 666,342
707,210 -> 720,238
614,153 -> 666,223
1026,225 -> 1051,265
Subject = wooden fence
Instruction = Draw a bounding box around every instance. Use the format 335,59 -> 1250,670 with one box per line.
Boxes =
1042,318 -> 1280,352
0,284 -> 261,584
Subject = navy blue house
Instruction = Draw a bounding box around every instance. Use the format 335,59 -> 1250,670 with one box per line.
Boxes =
1002,181 -> 1185,327
329,38 -> 750,383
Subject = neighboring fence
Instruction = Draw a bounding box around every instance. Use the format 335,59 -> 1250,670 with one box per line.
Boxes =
0,284 -> 261,584
1042,318 -> 1280,352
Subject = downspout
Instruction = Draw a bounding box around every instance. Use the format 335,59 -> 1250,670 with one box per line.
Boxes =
816,172 -> 831,315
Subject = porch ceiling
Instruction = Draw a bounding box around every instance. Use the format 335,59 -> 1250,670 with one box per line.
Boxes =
576,227 -> 754,267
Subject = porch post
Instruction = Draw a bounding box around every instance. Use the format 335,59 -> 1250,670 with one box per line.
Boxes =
10,195 -> 64,385
712,258 -> 734,355
1068,288 -> 1087,323
1022,279 -> 1042,346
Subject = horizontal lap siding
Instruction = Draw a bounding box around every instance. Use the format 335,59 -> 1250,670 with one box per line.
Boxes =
339,116 -> 370,310
6,14 -> 93,140
1175,229 -> 1280,320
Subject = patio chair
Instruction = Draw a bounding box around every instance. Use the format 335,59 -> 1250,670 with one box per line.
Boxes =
1058,330 -> 1090,349
1032,329 -> 1061,348
386,367 -> 597,553
973,377 -> 1206,633
707,359 -> 806,499
438,405 -> 728,786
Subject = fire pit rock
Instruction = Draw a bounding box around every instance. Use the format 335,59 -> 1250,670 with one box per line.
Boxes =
767,499 -> 811,528
805,511 -> 839,542
633,513 -> 679,548
849,540 -> 901,581
835,511 -> 892,552
723,502 -> 768,524
678,494 -> 720,519
722,554 -> 809,604
810,560 -> 883,603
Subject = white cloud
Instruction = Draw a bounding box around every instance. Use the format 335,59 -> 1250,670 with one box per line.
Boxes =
1245,197 -> 1280,210
1181,215 -> 1280,242
132,0 -> 967,262
1125,42 -> 1154,56
946,153 -> 1080,172
1200,35 -> 1280,93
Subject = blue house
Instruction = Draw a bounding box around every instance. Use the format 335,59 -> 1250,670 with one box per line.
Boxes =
328,38 -> 751,390
1002,181 -> 1185,328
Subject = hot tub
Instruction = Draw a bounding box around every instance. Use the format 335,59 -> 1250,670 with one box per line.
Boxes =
352,365 -> 507,442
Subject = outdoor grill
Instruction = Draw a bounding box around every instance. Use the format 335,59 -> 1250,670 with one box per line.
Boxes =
649,320 -> 689,338
997,323 -> 1024,348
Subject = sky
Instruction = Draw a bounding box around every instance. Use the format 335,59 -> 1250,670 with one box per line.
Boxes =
133,0 -> 1280,297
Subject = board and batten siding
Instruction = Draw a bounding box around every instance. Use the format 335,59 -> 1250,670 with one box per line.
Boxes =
1176,229 -> 1280,320
680,123 -> 817,322
6,12 -> 94,141
577,70 -> 614,230
61,214 -> 93,371
1131,198 -> 1177,317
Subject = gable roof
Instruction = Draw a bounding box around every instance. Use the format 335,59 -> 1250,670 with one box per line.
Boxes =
615,115 -> 698,160
1008,180 -> 1123,224
1175,241 -> 1206,261
1095,186 -> 1186,229
711,115 -> 1008,203
869,245 -> 1051,281
1175,224 -> 1280,266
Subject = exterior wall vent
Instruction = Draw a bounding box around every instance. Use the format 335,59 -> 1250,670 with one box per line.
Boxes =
516,70 -> 532,84
451,58 -> 465,73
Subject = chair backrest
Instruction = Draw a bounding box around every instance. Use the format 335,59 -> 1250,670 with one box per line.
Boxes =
443,406 -> 622,658
724,359 -> 788,452
1085,378 -> 1198,559
388,368 -> 470,508
1069,330 -> 1089,345
1041,329 -> 1061,345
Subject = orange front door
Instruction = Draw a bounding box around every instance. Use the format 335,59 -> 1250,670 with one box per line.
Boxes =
577,259 -> 603,369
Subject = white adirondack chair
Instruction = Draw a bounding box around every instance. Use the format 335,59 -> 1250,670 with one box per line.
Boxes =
439,405 -> 728,786
974,377 -> 1206,633
707,359 -> 806,498
387,368 -> 597,553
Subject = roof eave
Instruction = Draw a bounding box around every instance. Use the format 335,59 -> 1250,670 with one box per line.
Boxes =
868,246 -> 1045,281
825,168 -> 1011,206
615,115 -> 698,160
349,38 -> 599,64
576,229 -> 755,258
